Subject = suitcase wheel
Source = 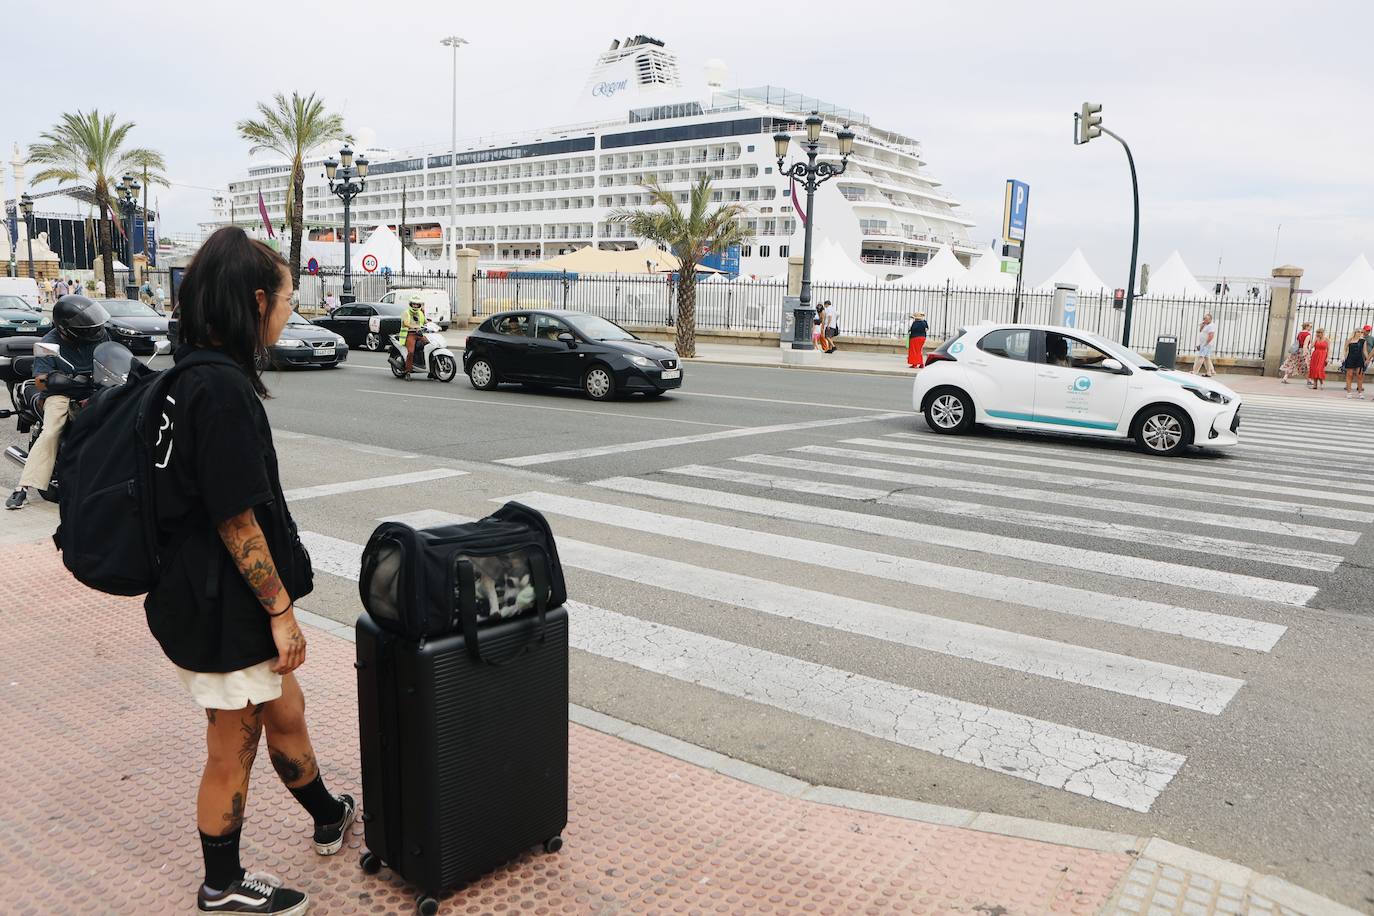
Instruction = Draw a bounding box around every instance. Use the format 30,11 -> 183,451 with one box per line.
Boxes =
416,894 -> 440,916
543,835 -> 564,854
359,850 -> 382,875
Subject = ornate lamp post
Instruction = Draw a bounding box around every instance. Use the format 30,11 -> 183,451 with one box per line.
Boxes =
18,193 -> 35,281
115,174 -> 141,300
775,113 -> 855,350
324,147 -> 369,304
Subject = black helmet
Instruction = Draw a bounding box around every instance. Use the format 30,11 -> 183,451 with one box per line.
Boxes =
53,295 -> 111,342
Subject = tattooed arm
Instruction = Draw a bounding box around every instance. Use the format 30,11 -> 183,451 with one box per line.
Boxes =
217,508 -> 307,674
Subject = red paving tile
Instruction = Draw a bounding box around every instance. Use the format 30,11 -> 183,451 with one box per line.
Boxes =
0,541 -> 1131,914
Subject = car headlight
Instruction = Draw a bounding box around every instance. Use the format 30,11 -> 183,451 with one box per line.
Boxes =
0,321 -> 16,330
111,325 -> 138,336
276,338 -> 305,348
1184,385 -> 1230,405
629,355 -> 652,367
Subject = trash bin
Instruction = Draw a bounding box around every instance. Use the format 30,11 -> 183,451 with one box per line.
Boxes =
779,295 -> 800,349
1154,335 -> 1178,369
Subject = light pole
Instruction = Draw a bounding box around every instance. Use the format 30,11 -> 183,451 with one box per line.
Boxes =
18,193 -> 35,281
324,147 -> 369,304
115,174 -> 141,300
440,35 -> 467,276
775,113 -> 855,350
1074,103 -> 1140,347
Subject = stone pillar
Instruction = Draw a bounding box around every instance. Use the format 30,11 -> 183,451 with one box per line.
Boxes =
786,255 -> 804,298
1262,265 -> 1303,377
452,247 -> 480,328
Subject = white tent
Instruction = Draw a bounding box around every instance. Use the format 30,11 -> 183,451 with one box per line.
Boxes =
890,245 -> 968,288
1144,251 -> 1208,298
1037,248 -> 1109,292
807,239 -> 875,283
964,247 -> 1017,289
1314,254 -> 1374,301
358,224 -> 412,273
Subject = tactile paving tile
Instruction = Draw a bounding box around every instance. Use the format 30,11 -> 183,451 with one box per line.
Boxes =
0,541 -> 1131,914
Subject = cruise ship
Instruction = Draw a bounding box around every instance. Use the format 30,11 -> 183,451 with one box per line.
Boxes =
224,36 -> 977,279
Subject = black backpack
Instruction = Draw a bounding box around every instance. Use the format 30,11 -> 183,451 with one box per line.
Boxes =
53,349 -> 239,595
359,502 -> 566,652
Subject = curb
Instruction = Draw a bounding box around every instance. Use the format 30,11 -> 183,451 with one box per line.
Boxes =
292,608 -> 1361,916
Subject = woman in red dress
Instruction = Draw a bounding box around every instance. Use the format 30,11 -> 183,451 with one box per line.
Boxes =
1308,328 -> 1330,389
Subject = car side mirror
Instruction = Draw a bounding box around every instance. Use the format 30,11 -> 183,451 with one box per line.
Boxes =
1100,358 -> 1124,373
556,331 -> 577,348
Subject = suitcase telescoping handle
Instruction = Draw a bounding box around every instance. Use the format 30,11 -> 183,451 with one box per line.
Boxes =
456,558 -> 550,666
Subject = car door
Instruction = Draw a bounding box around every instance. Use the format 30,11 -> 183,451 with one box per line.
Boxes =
318,305 -> 357,345
523,314 -> 583,383
1033,332 -> 1133,433
486,313 -> 533,379
964,327 -> 1037,424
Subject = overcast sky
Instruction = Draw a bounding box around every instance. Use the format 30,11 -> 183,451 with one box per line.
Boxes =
6,0 -> 1370,288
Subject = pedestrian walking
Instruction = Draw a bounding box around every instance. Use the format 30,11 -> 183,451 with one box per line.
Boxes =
1192,313 -> 1217,377
1279,321 -> 1312,385
145,226 -> 354,914
1341,329 -> 1366,398
1308,328 -> 1330,390
907,311 -> 929,368
817,299 -> 839,353
156,282 -> 167,311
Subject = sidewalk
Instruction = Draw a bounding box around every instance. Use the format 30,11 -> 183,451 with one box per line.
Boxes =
0,541 -> 1358,915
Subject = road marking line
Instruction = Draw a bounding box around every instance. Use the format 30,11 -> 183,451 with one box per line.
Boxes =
492,411 -> 909,467
671,390 -> 901,413
588,475 -> 1317,606
504,491 -> 1245,714
1233,436 -> 1374,459
356,388 -> 742,429
293,526 -> 1186,813
738,454 -> 1342,572
797,445 -> 1353,544
276,429 -> 419,459
284,468 -> 467,501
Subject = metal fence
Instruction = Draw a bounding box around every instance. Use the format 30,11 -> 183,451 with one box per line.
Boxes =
1293,298 -> 1374,347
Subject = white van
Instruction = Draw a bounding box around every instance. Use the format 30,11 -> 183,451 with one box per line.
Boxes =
379,287 -> 452,330
0,277 -> 43,310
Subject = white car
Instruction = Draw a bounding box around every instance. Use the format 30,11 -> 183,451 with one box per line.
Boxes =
912,323 -> 1241,456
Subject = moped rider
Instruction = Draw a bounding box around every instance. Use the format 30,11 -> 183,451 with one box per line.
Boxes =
400,294 -> 428,379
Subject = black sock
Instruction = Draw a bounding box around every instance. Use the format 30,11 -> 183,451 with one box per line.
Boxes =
289,774 -> 345,825
200,828 -> 244,892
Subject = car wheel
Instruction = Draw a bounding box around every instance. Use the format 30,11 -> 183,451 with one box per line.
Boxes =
1133,405 -> 1190,456
583,365 -> 615,401
468,357 -> 498,390
923,387 -> 974,434
433,354 -> 457,383
364,332 -> 381,351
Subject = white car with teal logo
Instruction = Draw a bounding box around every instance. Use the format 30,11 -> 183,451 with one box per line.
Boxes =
912,323 -> 1241,456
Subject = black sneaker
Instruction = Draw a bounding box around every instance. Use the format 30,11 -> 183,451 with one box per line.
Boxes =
5,489 -> 26,510
197,871 -> 308,914
313,793 -> 357,856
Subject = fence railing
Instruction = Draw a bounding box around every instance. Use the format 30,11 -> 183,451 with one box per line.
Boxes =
1294,298 -> 1374,346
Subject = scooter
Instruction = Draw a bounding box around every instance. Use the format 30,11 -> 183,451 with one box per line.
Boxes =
386,322 -> 458,382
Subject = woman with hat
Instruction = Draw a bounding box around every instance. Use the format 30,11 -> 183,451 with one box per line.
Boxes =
907,311 -> 929,369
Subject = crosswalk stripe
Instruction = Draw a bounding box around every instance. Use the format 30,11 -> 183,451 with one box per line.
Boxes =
283,468 -> 467,502
735,454 -> 1342,572
566,601 -> 1185,813
589,475 -> 1317,606
1238,417 -> 1374,441
506,491 -> 1245,714
492,411 -> 909,466
794,445 -> 1355,544
1233,433 -> 1372,458
295,526 -> 1187,812
877,435 -> 1365,500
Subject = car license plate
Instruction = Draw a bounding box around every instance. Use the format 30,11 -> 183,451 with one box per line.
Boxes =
18,325 -> 35,332
660,368 -> 681,380
314,343 -> 335,353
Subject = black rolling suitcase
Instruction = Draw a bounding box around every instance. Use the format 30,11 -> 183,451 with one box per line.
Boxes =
355,503 -> 569,915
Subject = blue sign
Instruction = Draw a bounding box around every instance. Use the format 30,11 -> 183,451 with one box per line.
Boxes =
1061,290 -> 1078,328
1003,179 -> 1030,242
1073,376 -> 1092,392
699,244 -> 741,279
381,266 -> 393,277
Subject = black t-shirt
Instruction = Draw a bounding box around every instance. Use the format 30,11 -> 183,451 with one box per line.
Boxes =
909,319 -> 929,338
143,346 -> 313,672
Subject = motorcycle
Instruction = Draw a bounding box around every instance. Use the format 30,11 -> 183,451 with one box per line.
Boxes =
386,322 -> 458,382
1,338 -> 164,502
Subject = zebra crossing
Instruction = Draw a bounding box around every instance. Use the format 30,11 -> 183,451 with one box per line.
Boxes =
297,393 -> 1366,817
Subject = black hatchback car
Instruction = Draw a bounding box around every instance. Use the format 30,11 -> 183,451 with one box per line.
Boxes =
310,301 -> 406,351
97,298 -> 170,355
463,310 -> 682,400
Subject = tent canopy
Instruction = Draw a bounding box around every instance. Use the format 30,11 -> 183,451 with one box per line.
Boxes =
523,245 -> 720,275
890,246 -> 967,287
1314,254 -> 1374,301
807,239 -> 874,284
1037,248 -> 1109,292
1144,251 -> 1207,298
963,246 -> 1016,289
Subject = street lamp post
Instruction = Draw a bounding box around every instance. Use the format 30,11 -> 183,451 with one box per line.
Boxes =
115,174 -> 141,300
440,35 -> 467,275
324,147 -> 369,304
18,193 -> 35,281
775,113 -> 855,350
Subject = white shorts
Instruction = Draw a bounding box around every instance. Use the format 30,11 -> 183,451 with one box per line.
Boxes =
176,659 -> 283,709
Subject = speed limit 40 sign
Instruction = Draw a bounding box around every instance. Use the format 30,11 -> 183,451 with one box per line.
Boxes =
361,253 -> 379,274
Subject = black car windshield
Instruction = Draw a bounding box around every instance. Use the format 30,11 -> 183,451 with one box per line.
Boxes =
286,312 -> 312,326
564,315 -> 635,341
100,299 -> 159,318
0,295 -> 39,312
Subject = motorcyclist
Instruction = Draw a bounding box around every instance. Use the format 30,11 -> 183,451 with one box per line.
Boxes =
400,294 -> 428,379
5,294 -> 110,509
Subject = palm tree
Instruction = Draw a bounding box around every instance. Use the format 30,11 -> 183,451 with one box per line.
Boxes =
236,92 -> 351,285
126,149 -> 169,265
611,177 -> 753,358
28,110 -> 166,296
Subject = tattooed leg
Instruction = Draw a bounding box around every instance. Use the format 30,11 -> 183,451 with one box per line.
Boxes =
263,673 -> 321,789
198,703 -> 264,836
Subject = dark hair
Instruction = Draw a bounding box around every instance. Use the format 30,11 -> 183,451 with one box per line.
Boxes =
178,226 -> 288,397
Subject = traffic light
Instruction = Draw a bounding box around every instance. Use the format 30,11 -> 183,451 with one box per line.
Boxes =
1079,103 -> 1103,143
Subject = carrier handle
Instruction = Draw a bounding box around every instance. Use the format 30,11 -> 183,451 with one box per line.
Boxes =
456,558 -> 549,667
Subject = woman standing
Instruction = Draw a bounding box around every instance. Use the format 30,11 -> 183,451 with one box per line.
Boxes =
907,312 -> 929,368
1308,328 -> 1330,390
147,227 -> 354,914
1341,329 -> 1366,398
1279,322 -> 1312,385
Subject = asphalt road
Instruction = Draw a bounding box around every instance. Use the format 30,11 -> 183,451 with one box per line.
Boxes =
4,350 -> 1372,910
